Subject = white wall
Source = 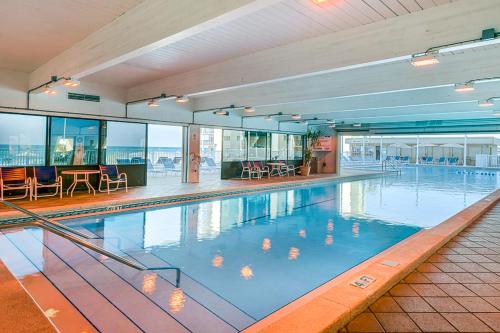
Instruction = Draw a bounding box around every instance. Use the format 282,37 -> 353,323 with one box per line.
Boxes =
0,68 -> 28,108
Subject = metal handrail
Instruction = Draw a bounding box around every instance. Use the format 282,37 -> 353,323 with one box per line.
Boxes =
0,200 -> 181,287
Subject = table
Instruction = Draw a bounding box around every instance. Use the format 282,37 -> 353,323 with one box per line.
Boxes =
267,162 -> 286,176
61,170 -> 101,197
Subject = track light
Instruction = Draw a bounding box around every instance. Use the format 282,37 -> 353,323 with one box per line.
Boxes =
353,123 -> 362,127
244,106 -> 255,113
265,115 -> 273,121
176,96 -> 189,104
454,82 -> 475,93
411,53 -> 439,67
147,99 -> 159,107
214,110 -> 229,116
291,114 -> 301,120
43,85 -> 57,95
479,99 -> 495,107
62,79 -> 80,87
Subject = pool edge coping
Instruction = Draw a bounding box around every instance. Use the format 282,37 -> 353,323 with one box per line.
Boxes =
241,189 -> 500,333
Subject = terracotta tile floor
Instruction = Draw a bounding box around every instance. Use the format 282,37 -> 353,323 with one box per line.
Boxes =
343,204 -> 500,333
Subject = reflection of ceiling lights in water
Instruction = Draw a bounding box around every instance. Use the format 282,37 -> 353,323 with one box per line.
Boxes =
262,238 -> 271,252
327,219 -> 334,232
240,265 -> 254,279
212,255 -> 224,268
288,247 -> 300,260
299,229 -> 306,238
142,273 -> 157,295
169,288 -> 186,313
352,223 -> 360,238
325,234 -> 333,246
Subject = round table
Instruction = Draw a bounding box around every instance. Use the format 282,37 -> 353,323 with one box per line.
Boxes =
61,170 -> 100,197
267,162 -> 286,176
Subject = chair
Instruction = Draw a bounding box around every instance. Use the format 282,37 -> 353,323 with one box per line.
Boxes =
402,156 -> 410,163
32,166 -> 62,200
0,167 -> 32,201
117,158 -> 131,164
98,165 -> 128,194
426,157 -> 433,164
131,157 -> 145,164
438,157 -> 446,165
240,161 -> 253,179
205,157 -> 218,173
279,160 -> 296,176
253,161 -> 270,178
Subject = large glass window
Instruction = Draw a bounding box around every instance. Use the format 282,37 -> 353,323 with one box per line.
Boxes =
147,124 -> 184,180
222,130 -> 247,161
102,121 -> 146,164
200,128 -> 222,177
271,133 -> 287,160
50,117 -> 99,165
288,134 -> 303,160
248,131 -> 267,160
0,113 -> 46,166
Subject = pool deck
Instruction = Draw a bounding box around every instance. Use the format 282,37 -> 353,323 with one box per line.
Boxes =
1,169 -> 499,333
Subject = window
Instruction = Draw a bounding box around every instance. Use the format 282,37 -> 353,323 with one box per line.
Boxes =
0,113 -> 46,166
222,130 -> 247,161
271,133 -> 287,160
50,117 -> 99,165
288,135 -> 303,160
248,131 -> 267,160
102,121 -> 146,164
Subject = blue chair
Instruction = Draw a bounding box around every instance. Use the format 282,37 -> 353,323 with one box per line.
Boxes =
402,156 -> 409,163
117,158 -> 131,164
438,157 -> 446,164
32,166 -> 62,200
131,157 -> 145,164
427,157 -> 433,164
98,165 -> 128,194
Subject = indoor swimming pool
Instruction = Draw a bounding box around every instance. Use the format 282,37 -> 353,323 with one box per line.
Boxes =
1,166 -> 499,332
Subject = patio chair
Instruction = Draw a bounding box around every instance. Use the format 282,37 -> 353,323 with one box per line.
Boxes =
438,157 -> 446,165
98,165 -> 128,194
253,161 -> 270,178
402,156 -> 410,163
147,159 -> 164,176
279,160 -> 296,176
0,167 -> 32,201
240,161 -> 254,179
426,157 -> 433,164
32,166 -> 62,200
205,157 -> 218,173
117,158 -> 131,164
448,157 -> 458,165
131,157 -> 145,164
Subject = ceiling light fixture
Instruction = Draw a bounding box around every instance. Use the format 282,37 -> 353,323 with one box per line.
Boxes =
291,114 -> 301,120
311,0 -> 330,4
265,115 -> 273,121
43,85 -> 57,95
353,123 -> 362,127
244,106 -> 255,113
454,82 -> 475,93
479,99 -> 495,107
410,53 -> 439,67
214,110 -> 229,116
147,99 -> 159,107
176,96 -> 189,104
62,79 -> 80,87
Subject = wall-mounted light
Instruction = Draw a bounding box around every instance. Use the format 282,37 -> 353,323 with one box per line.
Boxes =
244,106 -> 255,113
291,114 -> 301,120
479,99 -> 495,107
454,82 -> 475,93
410,53 -> 439,67
176,96 -> 189,104
147,99 -> 159,107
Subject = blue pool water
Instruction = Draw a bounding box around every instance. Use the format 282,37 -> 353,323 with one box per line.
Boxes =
1,166 -> 499,332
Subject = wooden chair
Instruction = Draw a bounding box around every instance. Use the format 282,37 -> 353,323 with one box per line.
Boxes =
0,167 -> 32,201
98,165 -> 128,194
32,166 -> 62,200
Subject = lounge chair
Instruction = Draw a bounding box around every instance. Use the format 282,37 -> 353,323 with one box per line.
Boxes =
98,165 -> 128,194
0,167 -> 32,201
131,157 -> 145,164
427,157 -> 433,164
448,157 -> 458,165
253,161 -> 270,178
159,157 -> 178,174
117,158 -> 131,164
32,166 -> 62,200
438,157 -> 446,165
402,156 -> 410,163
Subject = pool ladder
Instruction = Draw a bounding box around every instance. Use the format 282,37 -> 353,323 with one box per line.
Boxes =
0,200 -> 181,287
382,159 -> 402,175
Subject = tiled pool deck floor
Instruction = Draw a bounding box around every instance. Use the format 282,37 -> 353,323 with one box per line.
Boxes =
343,205 -> 500,333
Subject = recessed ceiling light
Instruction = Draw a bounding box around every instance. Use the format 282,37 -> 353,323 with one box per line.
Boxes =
454,82 -> 475,93
291,114 -> 301,120
479,99 -> 495,107
410,54 -> 439,67
176,96 -> 189,103
311,0 -> 330,4
244,106 -> 255,113
147,99 -> 159,107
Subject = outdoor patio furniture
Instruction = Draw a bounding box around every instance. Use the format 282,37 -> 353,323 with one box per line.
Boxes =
117,158 -> 131,164
32,166 -> 63,200
0,167 -> 32,201
448,157 -> 458,165
279,160 -> 296,176
98,165 -> 128,194
147,159 -> 164,176
240,161 -> 251,179
402,156 -> 410,163
253,161 -> 270,178
438,157 -> 446,164
159,157 -> 179,174
131,157 -> 145,164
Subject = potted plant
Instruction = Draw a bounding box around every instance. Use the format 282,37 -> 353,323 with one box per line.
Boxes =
300,129 -> 320,176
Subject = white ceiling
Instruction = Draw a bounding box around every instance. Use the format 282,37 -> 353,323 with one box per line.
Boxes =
83,0 -> 454,88
0,0 -> 144,72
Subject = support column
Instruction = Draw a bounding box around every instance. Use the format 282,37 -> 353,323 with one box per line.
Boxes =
416,135 -> 420,165
464,134 -> 468,167
187,125 -> 201,183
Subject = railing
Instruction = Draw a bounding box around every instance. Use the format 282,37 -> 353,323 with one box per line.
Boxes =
0,200 -> 181,287
382,159 -> 402,174
475,154 -> 500,168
